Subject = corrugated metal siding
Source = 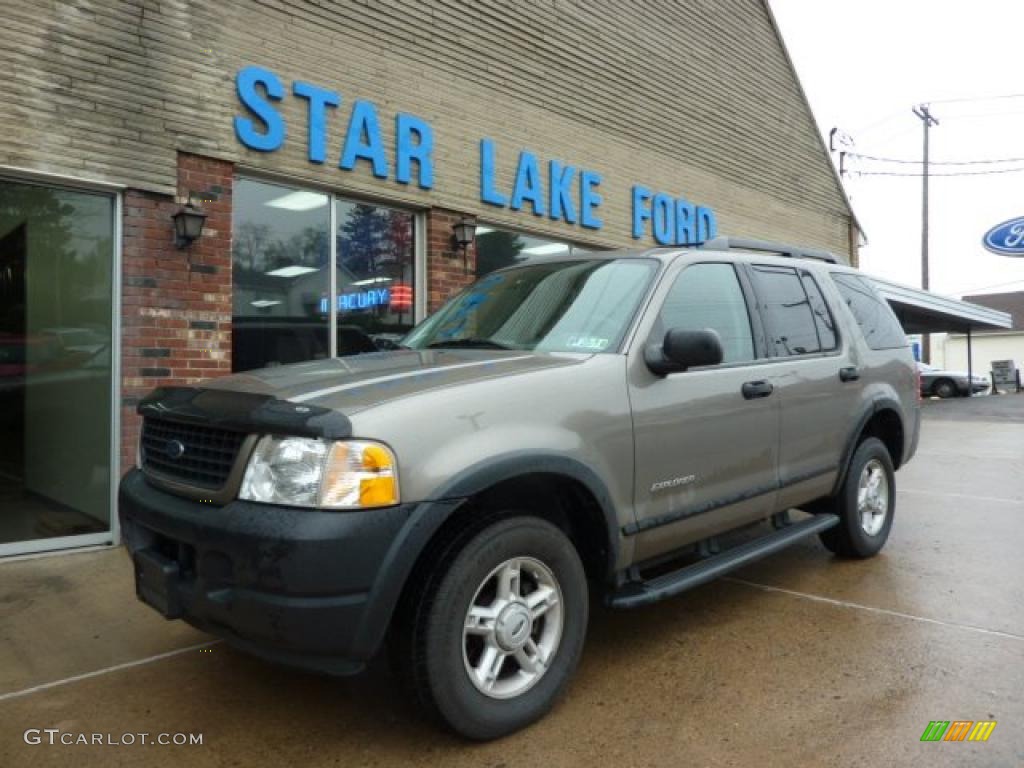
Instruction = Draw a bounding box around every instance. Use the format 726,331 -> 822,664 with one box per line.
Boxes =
0,0 -> 853,255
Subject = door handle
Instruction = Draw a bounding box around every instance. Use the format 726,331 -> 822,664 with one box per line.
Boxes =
839,366 -> 861,382
741,380 -> 774,399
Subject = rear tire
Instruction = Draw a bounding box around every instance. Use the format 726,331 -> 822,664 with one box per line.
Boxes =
390,515 -> 588,740
932,378 -> 957,399
818,437 -> 895,558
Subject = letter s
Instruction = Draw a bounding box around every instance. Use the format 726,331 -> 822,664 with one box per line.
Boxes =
234,65 -> 286,152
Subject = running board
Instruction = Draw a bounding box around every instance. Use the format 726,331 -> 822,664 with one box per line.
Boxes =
608,514 -> 839,609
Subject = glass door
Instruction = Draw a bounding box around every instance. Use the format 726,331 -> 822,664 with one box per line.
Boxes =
0,178 -> 115,553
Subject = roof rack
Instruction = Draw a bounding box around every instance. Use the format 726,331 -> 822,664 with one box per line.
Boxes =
698,236 -> 842,265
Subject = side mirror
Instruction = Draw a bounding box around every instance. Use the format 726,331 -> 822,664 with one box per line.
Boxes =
644,328 -> 724,376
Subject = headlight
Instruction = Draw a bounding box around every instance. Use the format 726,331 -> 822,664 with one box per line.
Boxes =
239,436 -> 399,509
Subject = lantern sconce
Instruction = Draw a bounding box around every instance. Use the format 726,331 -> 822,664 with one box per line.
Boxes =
450,216 -> 478,274
172,203 -> 208,250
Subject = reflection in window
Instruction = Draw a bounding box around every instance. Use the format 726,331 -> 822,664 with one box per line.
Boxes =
750,265 -> 822,356
657,263 -> 755,363
405,259 -> 656,353
832,273 -> 909,351
232,179 -> 330,372
335,201 -> 415,354
800,272 -> 838,351
475,226 -> 583,277
0,180 -> 114,544
231,180 -> 417,371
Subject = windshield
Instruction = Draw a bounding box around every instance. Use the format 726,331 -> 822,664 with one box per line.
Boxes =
404,259 -> 658,353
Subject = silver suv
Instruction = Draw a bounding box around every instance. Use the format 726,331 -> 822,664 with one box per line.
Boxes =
120,238 -> 919,739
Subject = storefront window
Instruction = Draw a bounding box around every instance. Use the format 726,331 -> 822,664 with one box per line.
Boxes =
475,226 -> 589,277
232,179 -> 330,372
0,179 -> 114,548
232,179 -> 417,371
335,200 -> 415,353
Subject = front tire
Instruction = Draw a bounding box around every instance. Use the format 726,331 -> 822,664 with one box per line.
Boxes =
392,516 -> 588,740
932,378 -> 957,399
819,437 -> 895,558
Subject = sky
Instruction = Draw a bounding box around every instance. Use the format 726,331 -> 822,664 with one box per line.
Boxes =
770,0 -> 1024,299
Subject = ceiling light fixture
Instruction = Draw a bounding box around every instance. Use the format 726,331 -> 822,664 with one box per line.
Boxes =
265,265 -> 319,278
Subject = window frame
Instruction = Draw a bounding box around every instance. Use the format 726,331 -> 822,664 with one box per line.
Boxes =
743,262 -> 844,361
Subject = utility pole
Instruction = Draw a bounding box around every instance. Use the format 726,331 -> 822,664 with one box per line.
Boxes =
912,104 -> 939,363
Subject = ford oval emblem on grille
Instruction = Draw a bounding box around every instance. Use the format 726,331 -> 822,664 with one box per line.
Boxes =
165,439 -> 186,460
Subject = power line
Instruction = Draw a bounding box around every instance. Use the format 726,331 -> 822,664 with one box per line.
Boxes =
854,166 -> 1024,177
925,92 -> 1024,106
940,108 -> 1024,121
849,152 -> 1024,166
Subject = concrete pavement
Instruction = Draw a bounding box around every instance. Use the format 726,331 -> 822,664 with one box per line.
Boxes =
1,395 -> 1022,766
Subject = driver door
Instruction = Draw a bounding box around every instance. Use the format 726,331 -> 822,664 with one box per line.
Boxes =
628,261 -> 781,562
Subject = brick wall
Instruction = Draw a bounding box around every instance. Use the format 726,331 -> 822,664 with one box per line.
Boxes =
427,209 -> 477,313
119,153 -> 233,474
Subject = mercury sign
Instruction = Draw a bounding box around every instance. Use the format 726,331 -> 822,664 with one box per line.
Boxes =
982,216 -> 1024,256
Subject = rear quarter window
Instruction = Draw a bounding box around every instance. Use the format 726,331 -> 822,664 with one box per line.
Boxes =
830,273 -> 908,350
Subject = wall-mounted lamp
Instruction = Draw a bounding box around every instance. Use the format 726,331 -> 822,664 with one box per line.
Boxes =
172,203 -> 208,249
451,216 -> 477,274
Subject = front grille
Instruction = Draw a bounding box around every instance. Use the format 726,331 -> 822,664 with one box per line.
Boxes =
141,417 -> 247,490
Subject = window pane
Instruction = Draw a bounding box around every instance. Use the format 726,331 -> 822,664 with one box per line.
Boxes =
232,179 -> 330,372
404,259 -> 656,353
0,180 -> 113,544
657,263 -> 755,363
800,272 -> 837,350
831,273 -> 908,350
751,265 -> 821,356
335,200 -> 416,354
475,227 -> 572,276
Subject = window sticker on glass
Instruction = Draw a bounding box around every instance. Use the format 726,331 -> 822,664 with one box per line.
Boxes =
566,335 -> 610,351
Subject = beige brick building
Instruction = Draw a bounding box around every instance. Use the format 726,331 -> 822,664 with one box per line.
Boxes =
0,0 -> 858,555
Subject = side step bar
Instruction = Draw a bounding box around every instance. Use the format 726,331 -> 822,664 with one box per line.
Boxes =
608,514 -> 839,609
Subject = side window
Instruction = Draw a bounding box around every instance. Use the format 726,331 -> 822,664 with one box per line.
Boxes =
831,273 -> 909,350
657,263 -> 755,364
750,265 -> 822,356
800,272 -> 838,351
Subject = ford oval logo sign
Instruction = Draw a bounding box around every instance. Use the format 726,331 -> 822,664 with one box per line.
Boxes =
982,217 -> 1024,256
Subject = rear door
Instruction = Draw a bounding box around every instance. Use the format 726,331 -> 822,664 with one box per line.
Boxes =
744,263 -> 863,508
628,261 -> 780,562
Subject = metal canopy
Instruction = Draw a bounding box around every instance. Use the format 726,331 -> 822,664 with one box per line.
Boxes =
870,277 -> 1013,334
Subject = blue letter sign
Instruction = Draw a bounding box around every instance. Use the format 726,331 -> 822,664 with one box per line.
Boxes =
292,81 -> 340,164
233,66 -> 718,245
395,113 -> 434,189
480,139 -> 508,207
340,101 -> 389,178
234,66 -> 286,152
511,151 -> 546,217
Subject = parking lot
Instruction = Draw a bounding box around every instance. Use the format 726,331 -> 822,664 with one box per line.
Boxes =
1,395 -> 1022,767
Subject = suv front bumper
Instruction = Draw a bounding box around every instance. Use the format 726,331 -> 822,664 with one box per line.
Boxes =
119,469 -> 440,674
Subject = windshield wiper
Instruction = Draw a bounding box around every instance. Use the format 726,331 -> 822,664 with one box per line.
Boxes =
426,338 -> 512,350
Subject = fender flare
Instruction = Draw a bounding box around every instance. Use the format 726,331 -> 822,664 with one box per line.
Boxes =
350,453 -> 622,658
831,397 -> 904,496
